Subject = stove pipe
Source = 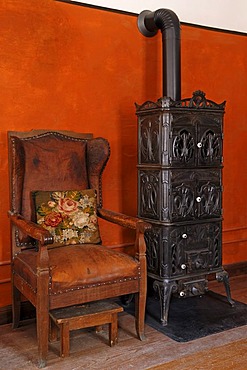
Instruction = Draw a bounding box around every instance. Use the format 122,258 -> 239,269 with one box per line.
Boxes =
137,9 -> 181,101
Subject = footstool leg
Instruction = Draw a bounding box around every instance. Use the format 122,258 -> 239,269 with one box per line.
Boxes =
60,322 -> 70,357
109,314 -> 118,347
96,325 -> 103,333
49,319 -> 59,343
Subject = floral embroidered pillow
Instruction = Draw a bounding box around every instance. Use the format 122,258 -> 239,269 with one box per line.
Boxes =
32,189 -> 101,246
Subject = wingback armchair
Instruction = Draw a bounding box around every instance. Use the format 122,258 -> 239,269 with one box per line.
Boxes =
8,130 -> 150,367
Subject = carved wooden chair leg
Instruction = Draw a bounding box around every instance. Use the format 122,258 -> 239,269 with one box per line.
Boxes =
135,292 -> 146,341
36,258 -> 50,368
12,285 -> 21,329
37,303 -> 49,368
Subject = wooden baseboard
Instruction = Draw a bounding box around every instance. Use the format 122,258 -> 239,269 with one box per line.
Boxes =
1,261 -> 246,326
207,261 -> 247,281
224,260 -> 247,277
0,301 -> 35,326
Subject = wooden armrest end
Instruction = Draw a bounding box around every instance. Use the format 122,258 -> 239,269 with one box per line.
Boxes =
8,211 -> 54,245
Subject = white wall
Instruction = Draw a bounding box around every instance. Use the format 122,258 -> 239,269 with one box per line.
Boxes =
72,0 -> 247,33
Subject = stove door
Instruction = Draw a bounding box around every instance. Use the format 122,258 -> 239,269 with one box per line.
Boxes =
169,169 -> 222,222
144,222 -> 222,279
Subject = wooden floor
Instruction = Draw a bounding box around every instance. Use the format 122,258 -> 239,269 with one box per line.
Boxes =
0,274 -> 247,369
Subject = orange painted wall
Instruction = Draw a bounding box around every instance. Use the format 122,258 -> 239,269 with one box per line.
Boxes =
0,0 -> 246,307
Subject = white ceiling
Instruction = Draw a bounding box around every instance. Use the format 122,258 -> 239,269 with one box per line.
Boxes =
71,0 -> 247,33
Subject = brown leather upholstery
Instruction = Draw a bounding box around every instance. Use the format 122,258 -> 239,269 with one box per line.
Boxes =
8,130 -> 150,368
14,245 -> 140,294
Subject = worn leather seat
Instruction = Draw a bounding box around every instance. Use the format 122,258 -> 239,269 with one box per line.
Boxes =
13,245 -> 140,294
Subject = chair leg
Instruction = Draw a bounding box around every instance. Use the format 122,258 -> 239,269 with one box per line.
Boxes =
135,292 -> 146,341
36,247 -> 50,368
12,285 -> 21,329
36,302 -> 49,368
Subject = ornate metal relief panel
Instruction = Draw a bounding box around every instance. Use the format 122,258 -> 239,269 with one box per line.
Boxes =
170,112 -> 223,168
163,222 -> 221,277
160,113 -> 171,166
184,224 -> 212,273
170,180 -> 195,221
147,222 -> 222,279
197,180 -> 222,219
139,168 -> 222,223
197,115 -> 223,167
170,115 -> 196,167
138,170 -> 160,220
169,226 -> 186,277
147,225 -> 188,278
138,107 -> 223,169
169,169 -> 222,222
208,222 -> 222,268
144,227 -> 160,275
159,223 -> 212,278
138,114 -> 160,164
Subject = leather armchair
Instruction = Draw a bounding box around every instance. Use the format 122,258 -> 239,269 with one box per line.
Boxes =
8,130 -> 151,367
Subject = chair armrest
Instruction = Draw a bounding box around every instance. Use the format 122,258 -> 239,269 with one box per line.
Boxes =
97,208 -> 151,233
97,208 -> 151,259
8,211 -> 54,246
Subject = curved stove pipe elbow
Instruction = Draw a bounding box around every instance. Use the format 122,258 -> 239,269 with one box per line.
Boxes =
137,10 -> 159,37
137,9 -> 181,101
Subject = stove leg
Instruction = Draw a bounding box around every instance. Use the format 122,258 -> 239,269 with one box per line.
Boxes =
216,270 -> 235,306
153,280 -> 177,326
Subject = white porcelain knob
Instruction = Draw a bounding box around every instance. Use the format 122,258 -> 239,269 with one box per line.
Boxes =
182,233 -> 187,239
181,264 -> 186,270
196,196 -> 202,203
197,142 -> 202,148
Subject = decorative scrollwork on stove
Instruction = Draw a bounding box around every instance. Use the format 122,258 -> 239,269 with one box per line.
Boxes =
187,223 -> 207,241
170,229 -> 184,275
199,182 -> 220,217
200,130 -> 220,163
136,91 -> 226,111
160,263 -> 169,277
211,224 -> 220,267
186,250 -> 209,272
171,243 -> 179,275
140,171 -> 159,218
171,90 -> 226,110
144,230 -> 159,273
172,183 -> 194,218
135,100 -> 162,111
140,118 -> 160,163
173,129 -> 195,163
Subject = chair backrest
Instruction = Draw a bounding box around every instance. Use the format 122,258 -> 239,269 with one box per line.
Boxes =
8,130 -> 110,246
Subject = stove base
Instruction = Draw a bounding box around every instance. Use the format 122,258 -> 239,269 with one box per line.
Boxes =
150,268 -> 234,326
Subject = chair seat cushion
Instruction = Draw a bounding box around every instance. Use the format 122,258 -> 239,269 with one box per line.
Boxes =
13,245 -> 140,294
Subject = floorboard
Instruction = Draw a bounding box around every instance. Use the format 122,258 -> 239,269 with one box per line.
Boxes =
0,274 -> 246,369
149,338 -> 247,370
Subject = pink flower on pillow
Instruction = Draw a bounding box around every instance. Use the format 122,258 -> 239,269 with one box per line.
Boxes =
58,198 -> 78,214
44,212 -> 62,227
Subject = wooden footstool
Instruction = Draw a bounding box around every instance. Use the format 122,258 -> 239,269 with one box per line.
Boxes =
49,301 -> 123,357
